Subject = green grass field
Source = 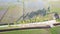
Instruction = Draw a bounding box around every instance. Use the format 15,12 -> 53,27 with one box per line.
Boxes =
50,26 -> 60,34
0,26 -> 60,34
0,29 -> 51,34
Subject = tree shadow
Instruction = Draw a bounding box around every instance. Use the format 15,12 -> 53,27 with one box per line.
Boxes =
16,9 -> 47,22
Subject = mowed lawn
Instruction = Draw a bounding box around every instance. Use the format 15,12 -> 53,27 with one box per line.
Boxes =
0,26 -> 60,34
0,29 -> 51,34
50,26 -> 60,34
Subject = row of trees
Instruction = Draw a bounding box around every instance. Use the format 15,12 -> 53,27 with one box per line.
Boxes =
16,7 -> 50,24
0,7 -> 50,25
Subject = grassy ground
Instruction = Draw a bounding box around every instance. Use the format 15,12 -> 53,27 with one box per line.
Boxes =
0,29 -> 51,34
50,26 -> 60,34
56,19 -> 60,22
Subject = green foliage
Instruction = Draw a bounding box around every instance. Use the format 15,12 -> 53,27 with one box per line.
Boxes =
0,7 -> 4,10
8,23 -> 11,27
14,22 -> 17,25
36,8 -> 47,16
56,19 -> 60,22
17,13 -> 53,24
48,6 -> 50,12
50,26 -> 60,34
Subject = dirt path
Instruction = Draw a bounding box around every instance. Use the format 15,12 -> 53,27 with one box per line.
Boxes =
0,20 -> 60,32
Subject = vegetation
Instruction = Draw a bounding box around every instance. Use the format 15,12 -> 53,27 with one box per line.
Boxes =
0,7 -> 4,10
56,19 -> 60,22
50,26 -> 60,34
17,13 -> 53,24
0,29 -> 51,34
17,7 -> 52,24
